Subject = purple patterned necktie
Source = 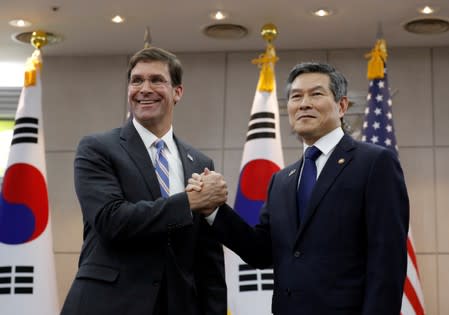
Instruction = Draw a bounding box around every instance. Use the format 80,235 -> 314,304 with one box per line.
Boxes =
154,139 -> 169,198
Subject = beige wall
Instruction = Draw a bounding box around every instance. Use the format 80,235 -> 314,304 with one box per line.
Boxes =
43,47 -> 449,314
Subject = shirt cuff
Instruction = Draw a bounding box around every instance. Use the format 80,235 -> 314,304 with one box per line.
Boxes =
204,208 -> 219,225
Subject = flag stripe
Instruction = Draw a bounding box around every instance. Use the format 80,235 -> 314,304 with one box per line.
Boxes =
404,277 -> 425,315
15,266 -> 33,273
261,284 -> 273,290
261,273 -> 273,280
246,132 -> 276,141
0,288 -> 11,294
407,238 -> 419,274
14,288 -> 33,294
14,277 -> 33,284
248,122 -> 275,130
11,137 -> 38,145
401,295 -> 416,315
240,284 -> 257,291
13,127 -> 38,135
15,117 -> 38,125
238,264 -> 254,271
250,112 -> 275,120
0,277 -> 12,284
239,274 -> 257,281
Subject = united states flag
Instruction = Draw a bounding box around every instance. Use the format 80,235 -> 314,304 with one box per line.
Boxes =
362,51 -> 425,315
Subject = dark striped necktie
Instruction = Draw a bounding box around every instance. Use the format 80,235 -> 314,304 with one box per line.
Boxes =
297,146 -> 321,222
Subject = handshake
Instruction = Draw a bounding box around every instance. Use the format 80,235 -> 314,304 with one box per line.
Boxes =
185,168 -> 228,216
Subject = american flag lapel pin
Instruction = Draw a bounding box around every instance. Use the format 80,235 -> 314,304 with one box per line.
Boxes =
338,158 -> 345,165
187,153 -> 194,162
288,169 -> 296,176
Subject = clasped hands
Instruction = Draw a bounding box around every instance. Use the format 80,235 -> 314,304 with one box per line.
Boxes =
186,168 -> 227,216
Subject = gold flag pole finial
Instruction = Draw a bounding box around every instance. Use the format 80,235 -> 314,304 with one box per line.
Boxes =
261,23 -> 278,43
25,31 -> 47,87
31,31 -> 48,50
252,23 -> 279,92
365,22 -> 388,80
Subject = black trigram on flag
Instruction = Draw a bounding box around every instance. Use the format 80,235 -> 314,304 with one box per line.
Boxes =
238,263 -> 274,292
246,112 -> 276,141
0,266 -> 34,294
11,117 -> 39,145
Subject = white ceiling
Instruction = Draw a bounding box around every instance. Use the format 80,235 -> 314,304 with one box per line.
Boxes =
1,0 -> 449,63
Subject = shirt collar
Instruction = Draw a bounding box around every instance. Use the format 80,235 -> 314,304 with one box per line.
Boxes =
132,118 -> 176,153
303,127 -> 344,156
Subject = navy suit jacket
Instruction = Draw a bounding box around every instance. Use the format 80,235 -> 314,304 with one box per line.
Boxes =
213,134 -> 409,315
61,120 -> 226,315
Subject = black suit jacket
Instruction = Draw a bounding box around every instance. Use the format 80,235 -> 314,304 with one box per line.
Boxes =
61,120 -> 226,315
213,134 -> 409,315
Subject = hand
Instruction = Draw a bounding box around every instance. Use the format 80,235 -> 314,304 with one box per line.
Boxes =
186,172 -> 203,192
186,168 -> 228,214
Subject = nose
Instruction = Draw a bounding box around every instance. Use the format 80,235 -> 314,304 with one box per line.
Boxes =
139,79 -> 154,93
299,95 -> 312,109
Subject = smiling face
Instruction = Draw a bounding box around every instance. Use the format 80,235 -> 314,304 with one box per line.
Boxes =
287,72 -> 348,145
127,60 -> 183,137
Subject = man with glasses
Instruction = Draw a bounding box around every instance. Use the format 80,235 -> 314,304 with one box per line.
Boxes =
61,47 -> 228,315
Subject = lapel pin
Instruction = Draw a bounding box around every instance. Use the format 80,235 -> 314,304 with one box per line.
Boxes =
187,153 -> 194,161
288,169 -> 296,176
338,158 -> 345,165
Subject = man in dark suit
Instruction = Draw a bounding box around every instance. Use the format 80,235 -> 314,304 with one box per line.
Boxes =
61,47 -> 228,315
189,62 -> 409,315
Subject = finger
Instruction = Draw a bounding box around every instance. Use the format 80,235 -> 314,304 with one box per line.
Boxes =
186,184 -> 202,192
188,177 -> 203,185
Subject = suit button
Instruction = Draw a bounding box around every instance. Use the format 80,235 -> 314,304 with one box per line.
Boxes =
294,251 -> 301,258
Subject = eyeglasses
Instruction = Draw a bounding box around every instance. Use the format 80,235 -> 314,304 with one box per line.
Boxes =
129,75 -> 171,88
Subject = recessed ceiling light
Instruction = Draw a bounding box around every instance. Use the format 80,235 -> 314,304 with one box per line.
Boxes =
403,16 -> 449,34
13,31 -> 63,46
111,15 -> 125,23
9,19 -> 32,28
312,9 -> 333,17
210,10 -> 228,21
418,6 -> 437,15
203,23 -> 248,39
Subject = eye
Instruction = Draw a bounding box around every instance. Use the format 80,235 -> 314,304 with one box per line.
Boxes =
312,91 -> 323,96
151,76 -> 168,85
130,77 -> 143,85
290,93 -> 302,100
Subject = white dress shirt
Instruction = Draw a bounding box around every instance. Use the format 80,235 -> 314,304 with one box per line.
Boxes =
132,118 -> 185,195
300,127 -> 344,183
206,127 -> 345,225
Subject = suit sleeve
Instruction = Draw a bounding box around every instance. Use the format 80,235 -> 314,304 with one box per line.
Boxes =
194,160 -> 227,315
363,149 -> 409,315
74,135 -> 193,244
211,176 -> 275,269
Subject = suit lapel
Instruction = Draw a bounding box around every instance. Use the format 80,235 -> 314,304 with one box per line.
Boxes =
119,120 -> 162,199
284,162 -> 302,234
174,136 -> 195,185
295,135 -> 356,241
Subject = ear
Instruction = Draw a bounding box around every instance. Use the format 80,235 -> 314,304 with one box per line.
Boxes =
338,96 -> 349,118
173,85 -> 184,105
